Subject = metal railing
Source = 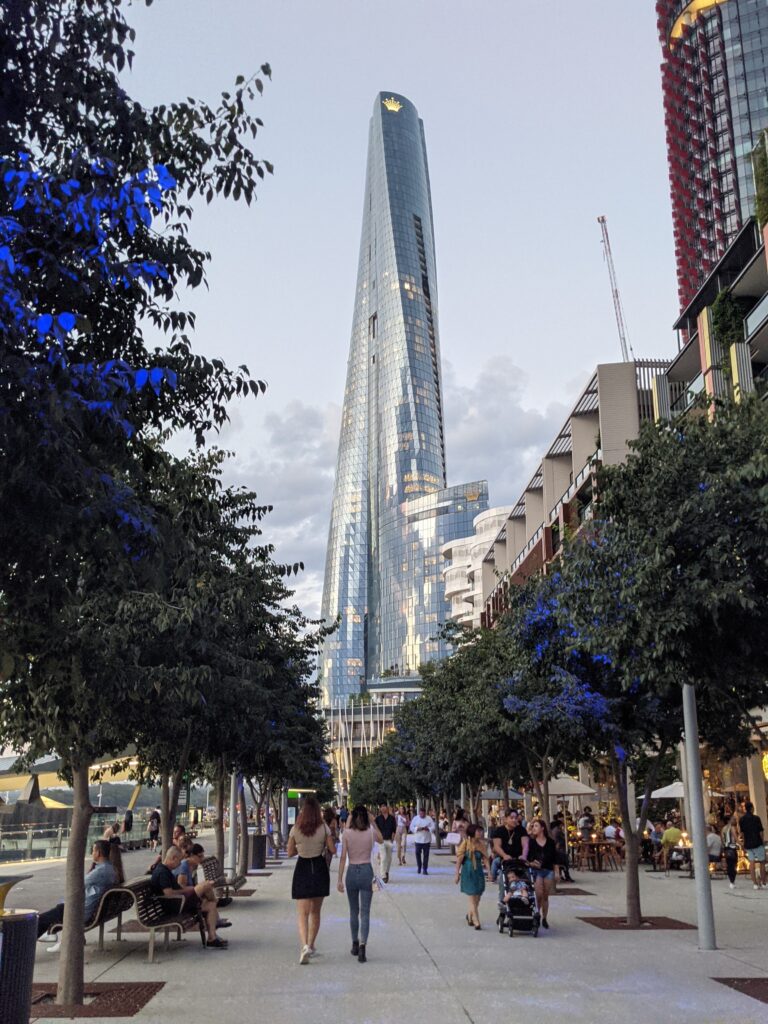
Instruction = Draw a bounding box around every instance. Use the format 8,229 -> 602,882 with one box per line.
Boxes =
744,291 -> 768,340
670,372 -> 704,416
0,820 -> 108,863
547,448 -> 601,522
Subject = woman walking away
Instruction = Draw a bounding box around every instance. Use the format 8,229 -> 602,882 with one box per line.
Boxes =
287,795 -> 336,964
337,805 -> 383,963
527,819 -> 557,930
723,814 -> 740,889
454,824 -> 489,929
395,806 -> 409,865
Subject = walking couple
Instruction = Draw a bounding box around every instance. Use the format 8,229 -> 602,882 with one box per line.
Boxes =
288,797 -> 383,964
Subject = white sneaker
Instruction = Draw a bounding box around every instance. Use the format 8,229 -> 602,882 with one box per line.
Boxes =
729,882 -> 736,889
37,933 -> 59,943
46,940 -> 62,954
753,883 -> 759,890
308,946 -> 317,958
299,944 -> 311,965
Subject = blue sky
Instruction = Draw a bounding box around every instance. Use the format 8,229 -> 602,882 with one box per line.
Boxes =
124,0 -> 678,615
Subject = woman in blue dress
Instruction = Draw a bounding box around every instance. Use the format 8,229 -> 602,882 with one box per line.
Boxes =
454,823 -> 490,929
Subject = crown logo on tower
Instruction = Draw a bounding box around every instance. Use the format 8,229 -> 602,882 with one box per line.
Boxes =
382,96 -> 403,113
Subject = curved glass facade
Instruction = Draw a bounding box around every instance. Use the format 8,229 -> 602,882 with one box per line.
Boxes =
320,93 -> 488,703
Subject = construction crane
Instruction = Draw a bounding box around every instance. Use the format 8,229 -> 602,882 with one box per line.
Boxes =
597,215 -> 633,362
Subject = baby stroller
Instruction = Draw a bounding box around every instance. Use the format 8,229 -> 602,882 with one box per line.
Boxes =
496,860 -> 540,937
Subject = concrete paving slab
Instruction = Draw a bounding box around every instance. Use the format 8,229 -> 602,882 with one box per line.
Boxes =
8,849 -> 768,1023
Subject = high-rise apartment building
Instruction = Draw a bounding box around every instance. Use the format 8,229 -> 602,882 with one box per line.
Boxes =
658,0 -> 768,312
319,92 -> 488,704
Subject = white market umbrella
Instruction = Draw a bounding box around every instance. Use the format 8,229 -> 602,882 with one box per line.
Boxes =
548,775 -> 596,797
652,780 -> 722,799
651,781 -> 686,799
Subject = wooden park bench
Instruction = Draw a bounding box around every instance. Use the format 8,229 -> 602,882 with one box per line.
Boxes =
124,877 -> 206,963
49,886 -> 135,951
201,855 -> 247,902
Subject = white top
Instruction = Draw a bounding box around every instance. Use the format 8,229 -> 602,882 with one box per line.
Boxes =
396,813 -> 408,831
604,825 -> 617,840
410,814 -> 435,844
706,832 -> 722,856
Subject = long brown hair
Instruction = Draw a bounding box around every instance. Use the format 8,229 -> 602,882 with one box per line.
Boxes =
296,795 -> 323,837
349,805 -> 371,831
108,842 -> 125,884
531,818 -> 550,841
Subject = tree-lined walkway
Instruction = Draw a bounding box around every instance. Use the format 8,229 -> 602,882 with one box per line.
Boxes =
10,846 -> 768,1023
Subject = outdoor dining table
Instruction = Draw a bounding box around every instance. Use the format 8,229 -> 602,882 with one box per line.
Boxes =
572,840 -> 612,871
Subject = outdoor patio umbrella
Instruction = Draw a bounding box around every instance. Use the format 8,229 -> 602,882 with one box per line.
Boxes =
651,781 -> 686,799
547,776 -> 596,796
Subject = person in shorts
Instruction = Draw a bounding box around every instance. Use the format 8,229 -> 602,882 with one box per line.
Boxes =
151,846 -> 228,948
739,802 -> 766,889
526,819 -> 556,929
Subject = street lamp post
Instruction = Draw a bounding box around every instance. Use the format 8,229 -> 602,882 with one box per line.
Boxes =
682,682 -> 716,950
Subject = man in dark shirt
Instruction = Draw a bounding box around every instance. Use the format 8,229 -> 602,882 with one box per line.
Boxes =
492,810 -> 530,902
375,803 -> 397,883
739,802 -> 766,889
151,846 -> 228,948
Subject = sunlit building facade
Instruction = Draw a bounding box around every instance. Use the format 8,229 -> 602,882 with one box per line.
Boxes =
320,92 -> 488,703
658,0 -> 768,311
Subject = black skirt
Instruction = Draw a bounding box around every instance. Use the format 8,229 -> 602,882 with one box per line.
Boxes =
292,855 -> 330,900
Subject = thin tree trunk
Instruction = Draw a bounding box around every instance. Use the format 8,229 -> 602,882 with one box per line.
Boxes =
56,763 -> 92,1006
238,781 -> 249,876
613,755 -> 641,927
160,775 -> 171,854
264,781 -> 273,849
168,726 -> 192,829
248,778 -> 264,834
527,754 -> 544,816
214,771 -> 226,868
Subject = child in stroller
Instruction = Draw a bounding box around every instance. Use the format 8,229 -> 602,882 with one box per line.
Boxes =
497,859 -> 540,937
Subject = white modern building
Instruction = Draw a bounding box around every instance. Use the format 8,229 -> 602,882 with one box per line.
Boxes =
441,507 -> 512,629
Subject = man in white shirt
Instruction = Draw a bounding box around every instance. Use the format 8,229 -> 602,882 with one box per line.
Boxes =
409,807 -> 435,875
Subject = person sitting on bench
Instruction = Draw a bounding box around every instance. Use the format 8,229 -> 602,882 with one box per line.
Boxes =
150,845 -> 228,949
37,840 -> 117,953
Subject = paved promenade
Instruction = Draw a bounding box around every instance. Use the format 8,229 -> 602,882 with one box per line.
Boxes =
6,843 -> 768,1023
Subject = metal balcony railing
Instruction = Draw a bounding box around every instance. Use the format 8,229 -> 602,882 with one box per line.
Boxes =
744,291 -> 768,340
670,372 -> 704,416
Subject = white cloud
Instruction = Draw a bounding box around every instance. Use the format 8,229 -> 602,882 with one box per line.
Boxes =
443,356 -> 568,506
218,361 -> 567,618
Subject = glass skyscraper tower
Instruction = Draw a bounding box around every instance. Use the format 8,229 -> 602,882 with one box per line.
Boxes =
319,92 -> 488,704
658,0 -> 768,311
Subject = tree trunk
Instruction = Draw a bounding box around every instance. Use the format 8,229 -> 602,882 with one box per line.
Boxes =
614,754 -> 641,927
238,782 -> 249,876
167,727 -> 192,831
270,786 -> 282,846
160,774 -> 171,854
214,771 -> 226,868
264,781 -> 273,850
615,746 -> 665,928
251,779 -> 266,835
56,763 -> 93,1006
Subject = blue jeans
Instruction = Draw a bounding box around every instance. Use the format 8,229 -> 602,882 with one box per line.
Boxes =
346,863 -> 374,944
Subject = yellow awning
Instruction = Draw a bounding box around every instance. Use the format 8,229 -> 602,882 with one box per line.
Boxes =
0,757 -> 140,792
41,795 -> 70,809
0,770 -> 64,791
